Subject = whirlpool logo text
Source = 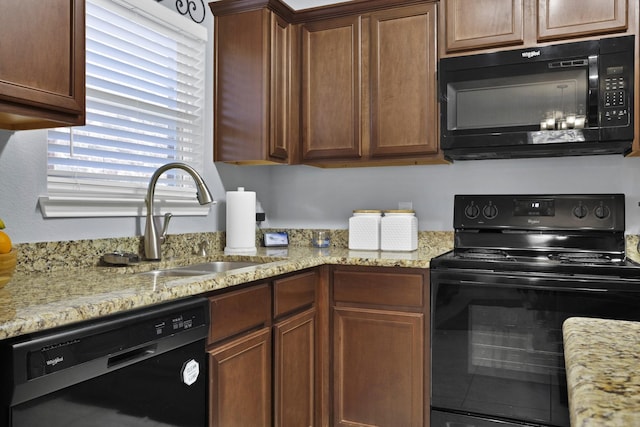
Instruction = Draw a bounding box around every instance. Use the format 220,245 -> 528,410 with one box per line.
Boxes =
522,50 -> 541,59
46,356 -> 64,367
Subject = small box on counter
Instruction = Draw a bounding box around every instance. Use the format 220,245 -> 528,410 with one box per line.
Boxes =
381,210 -> 418,252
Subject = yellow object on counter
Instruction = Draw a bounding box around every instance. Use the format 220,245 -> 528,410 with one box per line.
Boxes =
0,249 -> 17,288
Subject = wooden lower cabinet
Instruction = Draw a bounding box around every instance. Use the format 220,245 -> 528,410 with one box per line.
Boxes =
207,269 -> 319,427
209,328 -> 272,427
207,266 -> 429,426
333,307 -> 424,427
331,266 -> 430,427
274,308 -> 317,427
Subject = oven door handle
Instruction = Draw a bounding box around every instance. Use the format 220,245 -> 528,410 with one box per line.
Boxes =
458,280 -> 609,293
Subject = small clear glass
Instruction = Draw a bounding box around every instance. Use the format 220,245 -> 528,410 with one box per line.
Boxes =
311,230 -> 330,248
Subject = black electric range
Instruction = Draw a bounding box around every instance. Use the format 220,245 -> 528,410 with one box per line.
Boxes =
430,194 -> 640,427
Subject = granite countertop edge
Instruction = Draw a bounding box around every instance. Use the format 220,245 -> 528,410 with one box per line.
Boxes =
0,246 -> 438,340
563,316 -> 640,426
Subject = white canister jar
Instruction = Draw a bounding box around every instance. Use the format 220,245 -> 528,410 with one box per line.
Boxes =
348,210 -> 383,250
380,210 -> 418,251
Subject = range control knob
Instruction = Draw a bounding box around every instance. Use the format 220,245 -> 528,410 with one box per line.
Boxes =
594,205 -> 610,219
464,203 -> 480,219
483,203 -> 498,219
572,204 -> 589,219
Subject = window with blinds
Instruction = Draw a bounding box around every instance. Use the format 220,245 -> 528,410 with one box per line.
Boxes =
41,0 -> 208,218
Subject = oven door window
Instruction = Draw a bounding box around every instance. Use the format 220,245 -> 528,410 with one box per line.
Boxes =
431,274 -> 640,427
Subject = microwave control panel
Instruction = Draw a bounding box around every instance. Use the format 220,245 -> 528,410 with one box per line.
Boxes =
601,61 -> 631,127
603,67 -> 629,126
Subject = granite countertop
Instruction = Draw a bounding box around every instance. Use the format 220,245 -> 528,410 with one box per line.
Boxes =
0,245 -> 442,341
563,317 -> 640,426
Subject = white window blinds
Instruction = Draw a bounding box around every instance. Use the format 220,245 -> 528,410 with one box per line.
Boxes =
41,0 -> 208,218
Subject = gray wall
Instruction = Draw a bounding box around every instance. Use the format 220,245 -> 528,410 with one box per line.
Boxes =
1,2 -> 639,244
216,155 -> 640,234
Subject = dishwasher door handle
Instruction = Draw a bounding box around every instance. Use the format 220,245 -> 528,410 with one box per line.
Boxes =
107,344 -> 157,368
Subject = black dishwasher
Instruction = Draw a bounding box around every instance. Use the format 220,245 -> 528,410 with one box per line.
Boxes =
0,296 -> 209,427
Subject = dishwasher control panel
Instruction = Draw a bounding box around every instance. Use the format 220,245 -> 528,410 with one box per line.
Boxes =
12,298 -> 209,380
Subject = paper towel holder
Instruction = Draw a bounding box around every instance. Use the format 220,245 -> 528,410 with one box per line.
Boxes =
224,186 -> 258,255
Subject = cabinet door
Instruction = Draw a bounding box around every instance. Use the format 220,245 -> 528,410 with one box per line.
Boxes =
274,308 -> 317,427
214,9 -> 290,164
301,16 -> 362,160
370,4 -> 438,157
0,0 -> 84,129
270,14 -> 291,161
274,270 -> 318,318
442,0 -> 525,52
538,0 -> 628,41
208,284 -> 271,344
332,306 -> 424,427
209,328 -> 272,427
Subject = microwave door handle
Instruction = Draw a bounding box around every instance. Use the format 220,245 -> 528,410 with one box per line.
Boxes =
588,54 -> 599,126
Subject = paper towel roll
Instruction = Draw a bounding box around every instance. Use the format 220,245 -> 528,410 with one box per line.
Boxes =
224,187 -> 257,255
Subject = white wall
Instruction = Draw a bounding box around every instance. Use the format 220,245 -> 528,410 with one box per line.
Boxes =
1,3 -> 639,244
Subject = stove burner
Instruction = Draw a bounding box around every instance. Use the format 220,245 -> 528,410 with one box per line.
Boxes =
548,252 -> 621,265
456,249 -> 513,261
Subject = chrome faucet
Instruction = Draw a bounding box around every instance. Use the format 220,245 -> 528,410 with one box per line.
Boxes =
144,162 -> 214,260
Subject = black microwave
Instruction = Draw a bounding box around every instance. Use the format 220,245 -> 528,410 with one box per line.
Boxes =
439,36 -> 634,161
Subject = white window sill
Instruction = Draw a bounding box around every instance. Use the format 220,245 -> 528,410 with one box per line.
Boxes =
39,196 -> 212,218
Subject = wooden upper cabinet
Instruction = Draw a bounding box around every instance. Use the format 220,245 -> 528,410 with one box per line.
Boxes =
538,0 -> 628,41
442,0 -> 632,55
271,14 -> 292,161
0,0 -> 85,130
211,0 -> 442,167
442,0 -> 525,53
301,2 -> 442,165
301,16 -> 362,161
370,4 -> 438,157
211,6 -> 293,164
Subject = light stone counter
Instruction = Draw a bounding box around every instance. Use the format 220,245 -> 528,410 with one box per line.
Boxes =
563,317 -> 640,426
0,245 -> 446,340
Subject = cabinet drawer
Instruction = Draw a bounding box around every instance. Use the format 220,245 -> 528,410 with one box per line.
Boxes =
274,270 -> 317,318
333,269 -> 424,307
209,284 -> 271,343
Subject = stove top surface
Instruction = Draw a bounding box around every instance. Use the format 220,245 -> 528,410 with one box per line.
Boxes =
432,248 -> 640,278
436,194 -> 640,278
454,248 -> 625,265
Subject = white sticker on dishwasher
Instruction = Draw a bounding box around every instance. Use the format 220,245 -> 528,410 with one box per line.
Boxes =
181,359 -> 200,386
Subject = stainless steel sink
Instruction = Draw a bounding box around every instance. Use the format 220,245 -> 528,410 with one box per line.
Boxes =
139,261 -> 263,278
180,261 -> 261,272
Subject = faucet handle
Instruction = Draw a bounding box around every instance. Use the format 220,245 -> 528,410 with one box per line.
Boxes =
160,213 -> 173,243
